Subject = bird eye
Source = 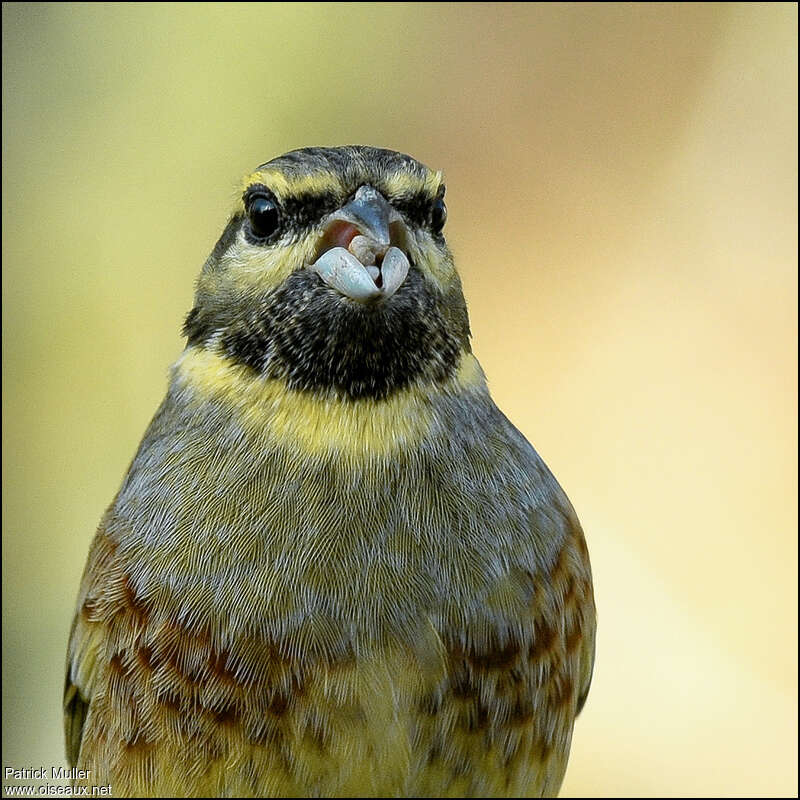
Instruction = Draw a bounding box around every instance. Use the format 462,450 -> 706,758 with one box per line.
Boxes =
246,191 -> 281,240
431,194 -> 447,234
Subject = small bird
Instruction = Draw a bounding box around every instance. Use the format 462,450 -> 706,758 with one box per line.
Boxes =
64,146 -> 595,797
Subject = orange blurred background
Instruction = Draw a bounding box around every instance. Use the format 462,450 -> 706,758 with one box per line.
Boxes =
2,3 -> 796,796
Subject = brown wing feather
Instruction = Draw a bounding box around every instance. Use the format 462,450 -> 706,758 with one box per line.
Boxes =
63,521 -> 119,770
411,514 -> 597,796
63,670 -> 89,767
576,626 -> 596,716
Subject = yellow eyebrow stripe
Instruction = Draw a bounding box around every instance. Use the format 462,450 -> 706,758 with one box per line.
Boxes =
237,167 -> 443,213
240,170 -> 343,204
382,169 -> 443,200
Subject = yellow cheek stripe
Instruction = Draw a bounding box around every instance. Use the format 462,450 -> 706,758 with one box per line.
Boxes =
199,228 -> 454,298
408,234 -> 455,290
174,347 -> 484,457
214,230 -> 318,293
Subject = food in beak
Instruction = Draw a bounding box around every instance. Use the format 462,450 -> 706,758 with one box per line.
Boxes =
306,185 -> 410,302
308,245 -> 410,302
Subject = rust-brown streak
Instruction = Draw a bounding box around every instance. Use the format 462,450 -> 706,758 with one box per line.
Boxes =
67,503 -> 594,797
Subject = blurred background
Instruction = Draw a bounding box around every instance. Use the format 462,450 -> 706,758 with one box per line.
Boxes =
2,3 -> 796,796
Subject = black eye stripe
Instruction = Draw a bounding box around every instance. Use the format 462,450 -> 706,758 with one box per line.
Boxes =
280,191 -> 341,228
244,187 -> 341,233
389,191 -> 435,227
242,184 -> 445,239
389,187 -> 446,233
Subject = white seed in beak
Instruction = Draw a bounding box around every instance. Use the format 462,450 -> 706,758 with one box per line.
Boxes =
308,247 -> 381,301
380,246 -> 410,297
348,235 -> 383,266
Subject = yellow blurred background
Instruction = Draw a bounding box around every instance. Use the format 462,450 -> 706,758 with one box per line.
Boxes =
2,3 -> 796,796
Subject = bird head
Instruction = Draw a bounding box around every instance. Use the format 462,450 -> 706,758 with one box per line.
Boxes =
184,146 -> 471,400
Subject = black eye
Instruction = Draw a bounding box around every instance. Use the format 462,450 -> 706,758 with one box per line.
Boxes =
431,194 -> 447,234
246,192 -> 281,240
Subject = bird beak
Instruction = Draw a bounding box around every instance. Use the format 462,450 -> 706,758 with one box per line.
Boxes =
307,185 -> 411,302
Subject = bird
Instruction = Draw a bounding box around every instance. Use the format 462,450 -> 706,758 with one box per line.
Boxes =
64,146 -> 596,798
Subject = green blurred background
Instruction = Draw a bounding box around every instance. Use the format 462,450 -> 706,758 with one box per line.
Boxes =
2,3 -> 797,796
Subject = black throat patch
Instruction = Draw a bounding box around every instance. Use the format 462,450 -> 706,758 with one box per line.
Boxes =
183,268 -> 471,401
